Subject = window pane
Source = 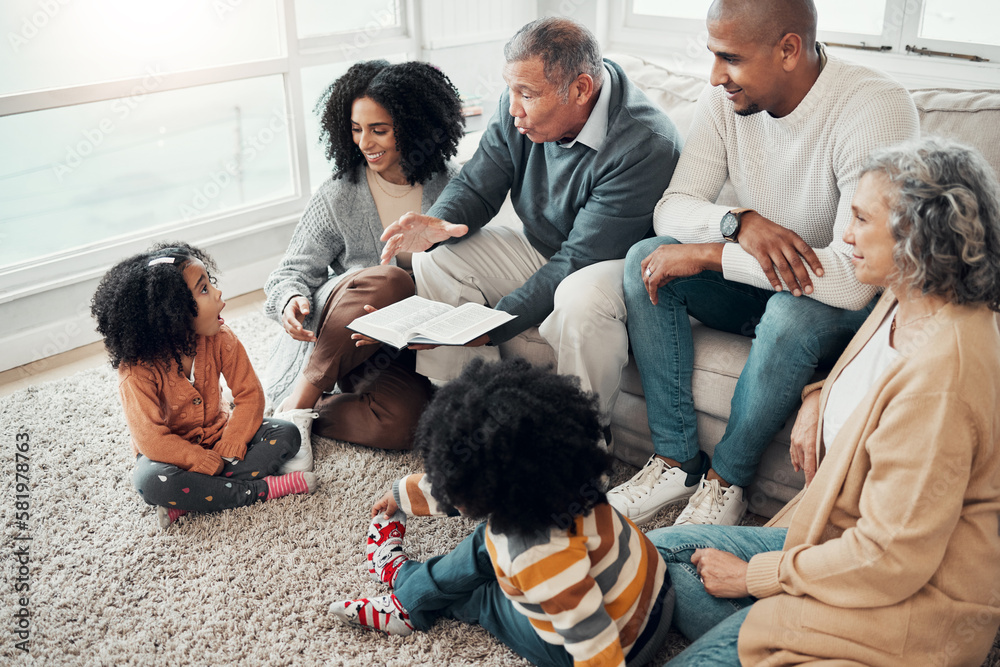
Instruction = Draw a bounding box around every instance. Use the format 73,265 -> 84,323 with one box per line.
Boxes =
920,0 -> 1000,46
634,0 -> 888,37
296,0 -> 400,38
0,0 -> 282,95
299,54 -> 408,193
0,77 -> 293,269
816,0 -> 885,35
632,0 -> 713,21
301,62 -> 355,192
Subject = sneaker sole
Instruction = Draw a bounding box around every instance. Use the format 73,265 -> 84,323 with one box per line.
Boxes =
613,488 -> 699,526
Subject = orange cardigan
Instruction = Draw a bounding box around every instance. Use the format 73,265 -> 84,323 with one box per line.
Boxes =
117,326 -> 265,476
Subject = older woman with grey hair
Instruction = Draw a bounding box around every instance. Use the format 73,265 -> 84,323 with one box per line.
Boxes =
646,137 -> 1000,666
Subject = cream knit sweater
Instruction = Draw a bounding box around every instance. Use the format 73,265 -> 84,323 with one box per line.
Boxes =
654,50 -> 919,310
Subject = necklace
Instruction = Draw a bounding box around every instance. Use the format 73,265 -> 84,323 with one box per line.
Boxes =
891,309 -> 941,332
371,170 -> 413,199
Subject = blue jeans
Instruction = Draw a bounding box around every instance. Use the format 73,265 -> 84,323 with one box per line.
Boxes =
648,524 -> 787,665
624,236 -> 876,487
394,523 -> 573,667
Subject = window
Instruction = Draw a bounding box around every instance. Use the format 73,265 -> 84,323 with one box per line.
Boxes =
0,0 -> 412,278
908,0 -> 1000,54
630,0 -> 712,22
613,0 -> 1000,73
0,76 -> 293,267
0,0 -> 416,372
295,0 -> 402,38
0,0 -> 283,96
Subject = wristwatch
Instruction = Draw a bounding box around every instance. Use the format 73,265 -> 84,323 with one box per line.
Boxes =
721,208 -> 752,242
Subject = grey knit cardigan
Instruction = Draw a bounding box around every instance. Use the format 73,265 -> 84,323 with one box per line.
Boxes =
262,163 -> 458,404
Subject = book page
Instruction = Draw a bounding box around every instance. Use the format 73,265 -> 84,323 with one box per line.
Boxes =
348,296 -> 451,346
409,303 -> 515,345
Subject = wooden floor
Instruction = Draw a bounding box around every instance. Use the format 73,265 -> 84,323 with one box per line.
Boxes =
0,290 -> 266,397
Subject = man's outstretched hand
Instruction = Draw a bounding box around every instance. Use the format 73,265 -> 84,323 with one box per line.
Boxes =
380,212 -> 469,264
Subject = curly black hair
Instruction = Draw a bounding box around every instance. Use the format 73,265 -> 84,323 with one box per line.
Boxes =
91,242 -> 218,373
414,358 -> 610,538
315,60 -> 465,185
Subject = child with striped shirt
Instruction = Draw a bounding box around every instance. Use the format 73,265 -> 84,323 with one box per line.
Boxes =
331,358 -> 673,667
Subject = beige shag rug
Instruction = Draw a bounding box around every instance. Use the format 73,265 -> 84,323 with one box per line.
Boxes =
2,311 -> 998,666
0,312 -> 693,667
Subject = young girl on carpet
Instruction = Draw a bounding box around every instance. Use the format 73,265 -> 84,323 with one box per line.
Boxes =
92,242 -> 317,529
331,358 -> 673,667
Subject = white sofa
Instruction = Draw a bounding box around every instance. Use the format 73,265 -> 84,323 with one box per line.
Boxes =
494,52 -> 1000,518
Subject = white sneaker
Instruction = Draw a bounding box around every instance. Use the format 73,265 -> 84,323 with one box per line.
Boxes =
674,478 -> 748,526
272,408 -> 318,473
606,455 -> 704,525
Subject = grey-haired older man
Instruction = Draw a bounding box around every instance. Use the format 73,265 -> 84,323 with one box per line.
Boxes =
379,17 -> 681,429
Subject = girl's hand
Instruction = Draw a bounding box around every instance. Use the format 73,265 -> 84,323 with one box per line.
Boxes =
282,296 -> 317,342
372,490 -> 399,519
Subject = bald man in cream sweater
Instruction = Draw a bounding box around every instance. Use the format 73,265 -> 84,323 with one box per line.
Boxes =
607,0 -> 919,528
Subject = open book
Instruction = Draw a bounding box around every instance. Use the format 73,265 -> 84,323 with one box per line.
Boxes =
347,296 -> 516,349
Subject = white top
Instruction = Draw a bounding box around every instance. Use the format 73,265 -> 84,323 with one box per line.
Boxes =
822,306 -> 900,453
365,165 -> 422,269
653,48 -> 919,310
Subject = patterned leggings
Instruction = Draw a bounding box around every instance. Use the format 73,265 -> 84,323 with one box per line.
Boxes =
132,418 -> 300,512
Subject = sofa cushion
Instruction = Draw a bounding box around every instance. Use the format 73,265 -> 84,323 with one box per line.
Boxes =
608,53 -> 708,139
910,88 -> 1000,178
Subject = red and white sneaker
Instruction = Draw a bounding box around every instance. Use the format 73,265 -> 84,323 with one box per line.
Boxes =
330,594 -> 414,636
367,510 -> 409,586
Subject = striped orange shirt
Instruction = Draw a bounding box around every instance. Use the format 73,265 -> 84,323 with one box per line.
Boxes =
394,473 -> 666,667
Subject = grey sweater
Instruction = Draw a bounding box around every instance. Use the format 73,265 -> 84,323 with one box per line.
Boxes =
427,58 -> 682,343
262,164 -> 456,403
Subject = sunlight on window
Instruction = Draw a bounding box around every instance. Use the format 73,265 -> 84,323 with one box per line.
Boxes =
295,0 -> 399,38
301,61 -> 355,192
920,0 -> 1000,46
633,0 -> 887,36
0,77 -> 293,268
815,0 -> 885,35
632,0 -> 713,21
0,0 -> 282,95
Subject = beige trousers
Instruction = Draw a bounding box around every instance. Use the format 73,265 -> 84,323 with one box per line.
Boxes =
412,225 -> 630,422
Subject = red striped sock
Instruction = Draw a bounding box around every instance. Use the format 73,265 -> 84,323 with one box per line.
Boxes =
156,506 -> 188,529
264,471 -> 313,499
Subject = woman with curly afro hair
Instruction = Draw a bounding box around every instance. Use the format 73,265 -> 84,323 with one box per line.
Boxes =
93,242 -> 316,529
263,60 -> 465,451
331,358 -> 675,667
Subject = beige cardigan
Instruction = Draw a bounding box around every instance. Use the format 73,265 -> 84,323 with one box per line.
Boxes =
739,292 -> 1000,666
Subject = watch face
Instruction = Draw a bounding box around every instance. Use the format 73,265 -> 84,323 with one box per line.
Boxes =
721,212 -> 739,238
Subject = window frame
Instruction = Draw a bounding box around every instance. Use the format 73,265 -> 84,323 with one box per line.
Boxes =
0,0 -> 418,302
609,0 -> 1000,87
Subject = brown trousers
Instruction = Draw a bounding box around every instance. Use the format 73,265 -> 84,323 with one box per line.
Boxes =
303,265 -> 432,450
